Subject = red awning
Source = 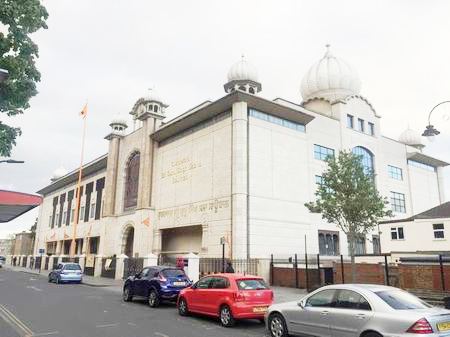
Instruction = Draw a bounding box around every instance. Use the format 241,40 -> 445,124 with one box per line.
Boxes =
0,190 -> 42,223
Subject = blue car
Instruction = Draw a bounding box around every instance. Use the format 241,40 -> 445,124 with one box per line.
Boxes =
123,266 -> 191,307
48,262 -> 83,284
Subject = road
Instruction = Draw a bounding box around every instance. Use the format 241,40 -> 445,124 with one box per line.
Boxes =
0,268 -> 268,337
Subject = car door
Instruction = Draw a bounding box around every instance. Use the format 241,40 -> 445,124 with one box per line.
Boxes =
287,289 -> 336,337
134,268 -> 150,297
329,289 -> 374,337
53,263 -> 63,280
206,277 -> 229,315
189,276 -> 213,313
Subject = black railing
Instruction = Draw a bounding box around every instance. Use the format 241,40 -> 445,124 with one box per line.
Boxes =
101,257 -> 117,279
199,258 -> 258,276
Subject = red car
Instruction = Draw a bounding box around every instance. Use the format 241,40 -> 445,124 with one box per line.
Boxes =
177,273 -> 273,327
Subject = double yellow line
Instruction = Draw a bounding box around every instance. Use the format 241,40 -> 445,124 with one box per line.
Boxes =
0,303 -> 33,336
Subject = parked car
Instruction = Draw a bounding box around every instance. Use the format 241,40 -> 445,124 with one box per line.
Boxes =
177,273 -> 273,327
48,262 -> 83,284
0,256 -> 5,267
266,283 -> 450,337
123,266 -> 191,307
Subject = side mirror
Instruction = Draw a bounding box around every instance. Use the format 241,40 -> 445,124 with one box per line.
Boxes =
135,273 -> 141,279
298,299 -> 306,308
191,283 -> 197,289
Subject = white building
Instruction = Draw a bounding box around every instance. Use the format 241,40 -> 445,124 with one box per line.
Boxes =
33,46 -> 448,263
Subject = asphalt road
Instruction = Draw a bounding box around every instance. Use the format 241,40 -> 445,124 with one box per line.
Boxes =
0,268 -> 268,337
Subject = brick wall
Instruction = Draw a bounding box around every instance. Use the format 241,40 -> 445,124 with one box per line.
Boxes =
272,267 -> 322,289
399,264 -> 450,291
333,262 -> 385,285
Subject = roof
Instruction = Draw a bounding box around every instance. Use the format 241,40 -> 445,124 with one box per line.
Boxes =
0,190 -> 42,223
407,151 -> 449,167
37,154 -> 107,196
380,201 -> 450,224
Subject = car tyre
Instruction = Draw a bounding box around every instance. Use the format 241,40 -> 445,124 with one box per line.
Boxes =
219,305 -> 235,327
363,333 -> 383,337
148,289 -> 160,308
123,286 -> 133,302
268,313 -> 288,337
178,297 -> 189,316
55,276 -> 60,284
48,275 -> 52,283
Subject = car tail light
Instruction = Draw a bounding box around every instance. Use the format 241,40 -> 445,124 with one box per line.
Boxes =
158,274 -> 167,282
407,318 -> 433,334
234,292 -> 246,302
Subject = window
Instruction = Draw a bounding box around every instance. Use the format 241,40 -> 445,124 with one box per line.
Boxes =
375,290 -> 431,309
141,268 -> 150,277
388,165 -> 403,180
211,277 -> 229,289
314,145 -> 335,161
89,237 -> 99,254
124,152 -> 140,210
315,175 -> 324,186
347,114 -> 354,128
63,264 -> 81,271
90,203 -> 95,219
391,227 -> 404,240
63,211 -> 67,224
352,146 -> 374,175
390,192 -> 406,213
433,223 -> 445,239
249,109 -> 306,133
79,207 -> 84,221
55,213 -> 59,227
407,159 -> 436,172
306,290 -> 336,307
236,279 -> 267,290
196,277 -> 212,289
372,235 -> 381,254
357,118 -> 364,132
318,231 -> 340,256
355,236 -> 366,255
71,209 -> 75,223
335,290 -> 371,310
161,269 -> 186,278
368,122 -> 375,136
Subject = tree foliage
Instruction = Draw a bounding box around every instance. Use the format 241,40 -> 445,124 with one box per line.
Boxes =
305,150 -> 392,281
0,0 -> 48,156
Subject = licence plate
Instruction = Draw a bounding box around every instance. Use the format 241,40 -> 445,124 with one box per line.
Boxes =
253,306 -> 268,313
438,322 -> 450,331
173,281 -> 185,287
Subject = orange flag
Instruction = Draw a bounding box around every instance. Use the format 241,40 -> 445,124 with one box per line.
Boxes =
80,104 -> 88,118
142,217 -> 150,227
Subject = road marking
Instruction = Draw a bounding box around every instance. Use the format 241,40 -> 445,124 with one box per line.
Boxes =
155,332 -> 170,337
0,303 -> 34,336
127,322 -> 137,326
33,331 -> 59,336
95,323 -> 119,328
26,285 -> 43,292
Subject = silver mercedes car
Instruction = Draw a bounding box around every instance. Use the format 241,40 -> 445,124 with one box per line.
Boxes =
266,284 -> 450,337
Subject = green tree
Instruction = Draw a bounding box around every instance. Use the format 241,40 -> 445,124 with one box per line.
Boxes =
305,150 -> 392,282
0,0 -> 48,156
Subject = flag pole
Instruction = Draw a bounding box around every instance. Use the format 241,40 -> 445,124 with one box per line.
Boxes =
70,104 -> 88,258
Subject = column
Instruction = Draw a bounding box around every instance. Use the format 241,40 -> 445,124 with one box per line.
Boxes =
437,167 -> 446,203
94,254 -> 103,277
79,254 -> 86,273
115,254 -> 128,280
137,118 -> 156,209
103,137 -> 121,216
231,101 -> 248,259
152,229 -> 162,255
184,252 -> 200,283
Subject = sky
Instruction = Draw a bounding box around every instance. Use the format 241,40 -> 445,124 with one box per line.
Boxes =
1,0 -> 450,238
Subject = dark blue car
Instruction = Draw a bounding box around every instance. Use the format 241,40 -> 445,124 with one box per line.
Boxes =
123,266 -> 191,307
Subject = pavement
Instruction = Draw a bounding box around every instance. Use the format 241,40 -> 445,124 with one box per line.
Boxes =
0,266 -> 307,337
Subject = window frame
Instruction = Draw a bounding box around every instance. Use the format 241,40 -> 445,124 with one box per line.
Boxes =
347,114 -> 354,129
388,165 -> 403,180
433,223 -> 445,239
391,227 -> 405,240
390,191 -> 406,213
357,118 -> 365,132
314,144 -> 335,161
90,203 -> 96,219
335,289 -> 372,311
368,122 -> 375,136
305,289 -> 337,308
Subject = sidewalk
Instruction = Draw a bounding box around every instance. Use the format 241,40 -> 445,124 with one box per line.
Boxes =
4,265 -> 306,303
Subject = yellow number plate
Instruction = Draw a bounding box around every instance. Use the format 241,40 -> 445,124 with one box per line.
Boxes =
437,322 -> 450,331
253,307 -> 268,313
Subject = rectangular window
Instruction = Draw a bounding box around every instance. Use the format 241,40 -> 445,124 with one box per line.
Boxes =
315,175 -> 324,185
79,207 -> 84,221
90,203 -> 95,219
357,118 -> 365,132
62,211 -> 67,224
249,108 -> 306,132
89,237 -> 99,254
433,223 -> 445,239
390,192 -> 406,213
314,144 -> 335,161
372,235 -> 381,254
368,122 -> 375,136
388,165 -> 403,180
407,159 -> 436,172
347,114 -> 354,128
318,231 -> 340,256
391,227 -> 405,240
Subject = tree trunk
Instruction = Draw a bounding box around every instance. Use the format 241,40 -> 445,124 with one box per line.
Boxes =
348,235 -> 356,283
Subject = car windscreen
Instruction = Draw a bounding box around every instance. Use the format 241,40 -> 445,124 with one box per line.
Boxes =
375,290 -> 432,309
236,279 -> 268,290
63,264 -> 81,271
161,269 -> 185,278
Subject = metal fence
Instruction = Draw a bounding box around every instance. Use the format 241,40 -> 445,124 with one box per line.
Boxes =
199,258 -> 258,276
22,256 -> 27,267
101,257 -> 117,279
123,257 -> 144,279
34,257 -> 42,270
45,256 -> 49,270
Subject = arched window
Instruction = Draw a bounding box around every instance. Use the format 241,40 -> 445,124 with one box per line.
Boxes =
318,233 -> 326,255
153,105 -> 158,112
124,152 -> 140,210
238,86 -> 246,91
352,146 -> 374,175
249,87 -> 255,94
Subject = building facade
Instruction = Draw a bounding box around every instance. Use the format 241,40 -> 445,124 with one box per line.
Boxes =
12,232 -> 34,256
0,239 -> 13,256
33,47 -> 448,262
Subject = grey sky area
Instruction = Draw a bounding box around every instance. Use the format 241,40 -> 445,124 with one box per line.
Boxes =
1,0 -> 450,238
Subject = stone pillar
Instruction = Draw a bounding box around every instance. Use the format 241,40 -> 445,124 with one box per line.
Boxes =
437,167 -> 446,203
94,254 -> 103,277
78,254 -> 86,273
152,229 -> 162,255
116,254 -> 128,280
28,255 -> 33,268
103,136 -> 121,216
185,252 -> 200,283
231,101 -> 248,259
143,253 -> 158,267
201,224 -> 209,253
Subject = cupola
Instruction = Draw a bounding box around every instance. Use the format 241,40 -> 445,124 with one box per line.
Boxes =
224,55 -> 261,94
399,127 -> 425,150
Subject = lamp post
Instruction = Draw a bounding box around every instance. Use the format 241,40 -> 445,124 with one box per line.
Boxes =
422,101 -> 450,141
0,159 -> 25,164
0,68 -> 9,82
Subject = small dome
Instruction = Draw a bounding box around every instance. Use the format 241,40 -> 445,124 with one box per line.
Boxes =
301,45 -> 361,102
52,167 -> 68,181
110,115 -> 128,127
143,88 -> 163,104
227,56 -> 258,82
399,128 -> 424,148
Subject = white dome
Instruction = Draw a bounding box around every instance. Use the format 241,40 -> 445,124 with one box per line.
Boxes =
52,167 -> 68,180
399,128 -> 424,147
143,88 -> 163,103
227,56 -> 258,82
301,45 -> 361,102
110,115 -> 128,127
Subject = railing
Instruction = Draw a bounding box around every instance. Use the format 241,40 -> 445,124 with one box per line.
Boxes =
123,257 -> 144,279
199,258 -> 258,276
101,257 -> 117,279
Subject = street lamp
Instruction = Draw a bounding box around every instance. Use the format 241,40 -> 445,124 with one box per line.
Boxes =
0,159 -> 25,164
0,68 -> 9,82
422,101 -> 450,141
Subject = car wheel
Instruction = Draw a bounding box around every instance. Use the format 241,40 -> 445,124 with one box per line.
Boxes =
55,276 -> 60,284
48,275 -> 52,283
148,290 -> 160,308
268,313 -> 288,337
362,333 -> 383,337
123,286 -> 133,302
219,305 -> 235,327
178,298 -> 189,316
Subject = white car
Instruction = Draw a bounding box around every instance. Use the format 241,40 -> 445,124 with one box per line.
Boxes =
0,256 -> 5,267
266,284 -> 450,337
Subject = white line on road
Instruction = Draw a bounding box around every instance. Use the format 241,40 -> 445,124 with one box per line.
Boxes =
95,323 -> 119,328
26,285 -> 43,292
155,332 -> 170,337
127,322 -> 137,326
33,331 -> 59,336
